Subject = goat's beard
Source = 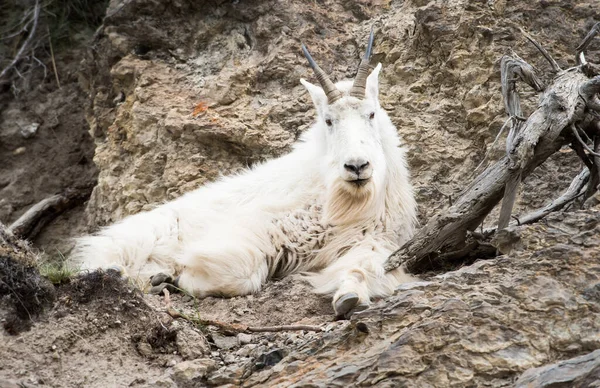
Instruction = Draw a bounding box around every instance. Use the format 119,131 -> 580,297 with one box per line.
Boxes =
323,178 -> 382,226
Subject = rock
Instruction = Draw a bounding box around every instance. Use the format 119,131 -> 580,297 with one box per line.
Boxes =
12,146 -> 26,155
206,364 -> 247,386
223,354 -> 237,364
255,349 -> 286,370
147,376 -> 177,388
135,341 -> 154,358
81,0 -> 585,232
212,334 -> 239,350
176,327 -> 210,360
1,0 -> 594,386
236,347 -> 252,358
0,379 -> 21,388
237,333 -> 253,345
170,359 -> 216,387
515,349 -> 600,388
245,211 -> 600,386
19,123 -> 39,139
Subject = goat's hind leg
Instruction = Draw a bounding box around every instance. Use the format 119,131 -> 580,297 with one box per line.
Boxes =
175,235 -> 270,298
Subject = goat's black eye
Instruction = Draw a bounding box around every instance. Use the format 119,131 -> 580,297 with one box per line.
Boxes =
325,119 -> 333,126
369,112 -> 375,120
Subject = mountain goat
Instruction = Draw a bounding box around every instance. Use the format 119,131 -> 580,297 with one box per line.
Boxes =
73,31 -> 417,317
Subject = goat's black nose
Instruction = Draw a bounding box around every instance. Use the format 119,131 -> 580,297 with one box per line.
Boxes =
344,161 -> 370,175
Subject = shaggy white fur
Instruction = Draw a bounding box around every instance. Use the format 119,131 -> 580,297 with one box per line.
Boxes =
73,63 -> 418,315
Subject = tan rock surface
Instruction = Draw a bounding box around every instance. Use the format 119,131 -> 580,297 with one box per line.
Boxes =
84,0 -> 596,228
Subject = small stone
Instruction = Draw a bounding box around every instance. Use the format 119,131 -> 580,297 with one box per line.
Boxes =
147,376 -> 176,387
237,333 -> 252,345
223,354 -> 236,364
136,342 -> 154,358
206,365 -> 245,386
236,347 -> 251,357
212,333 -> 238,350
176,327 -> 210,360
255,348 -> 286,370
20,123 -> 39,138
13,147 -> 26,155
170,359 -> 216,387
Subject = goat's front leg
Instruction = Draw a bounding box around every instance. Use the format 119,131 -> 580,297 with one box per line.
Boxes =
332,268 -> 372,317
308,244 -> 417,318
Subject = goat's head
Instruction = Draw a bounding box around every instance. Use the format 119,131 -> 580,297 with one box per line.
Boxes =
301,30 -> 388,219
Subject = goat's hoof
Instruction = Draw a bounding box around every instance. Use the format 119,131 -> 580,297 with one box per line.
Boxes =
149,282 -> 179,295
107,265 -> 128,278
334,292 -> 359,318
150,272 -> 173,287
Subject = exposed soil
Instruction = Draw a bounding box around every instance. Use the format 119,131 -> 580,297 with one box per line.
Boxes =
0,39 -> 98,257
0,270 -> 338,387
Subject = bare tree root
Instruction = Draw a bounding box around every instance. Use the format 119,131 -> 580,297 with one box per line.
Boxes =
8,185 -> 94,240
385,24 -> 600,274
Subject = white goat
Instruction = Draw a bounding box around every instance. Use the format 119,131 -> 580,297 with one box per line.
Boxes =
73,32 -> 417,317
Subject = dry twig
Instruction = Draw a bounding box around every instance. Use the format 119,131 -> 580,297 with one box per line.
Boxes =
0,0 -> 40,81
571,124 -> 600,157
486,169 -> 589,232
166,307 -> 323,334
520,28 -> 561,73
47,26 -> 60,88
576,22 -> 600,66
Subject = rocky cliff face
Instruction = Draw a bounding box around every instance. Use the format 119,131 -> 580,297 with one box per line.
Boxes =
83,0 -> 598,228
2,0 -> 600,387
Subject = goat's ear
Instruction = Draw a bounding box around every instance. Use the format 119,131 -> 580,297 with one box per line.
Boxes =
366,63 -> 382,104
301,78 -> 327,116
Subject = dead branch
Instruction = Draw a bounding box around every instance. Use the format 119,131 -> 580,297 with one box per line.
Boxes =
166,307 -> 323,334
500,56 -> 544,121
497,172 -> 520,230
498,55 -> 544,230
385,25 -> 599,274
494,168 -> 589,230
572,124 -> 600,157
520,28 -> 561,72
581,136 -> 600,205
0,0 -> 40,81
8,185 -> 94,240
580,76 -> 600,112
576,22 -> 599,66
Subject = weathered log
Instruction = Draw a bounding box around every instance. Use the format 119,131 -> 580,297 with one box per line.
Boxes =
385,30 -> 600,273
8,186 -> 93,240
